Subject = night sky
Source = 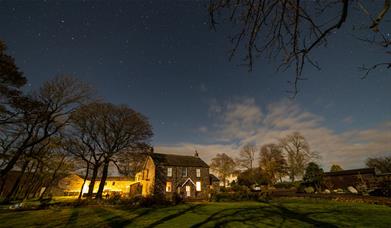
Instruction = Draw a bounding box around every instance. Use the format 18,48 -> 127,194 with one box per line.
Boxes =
1,0 -> 390,169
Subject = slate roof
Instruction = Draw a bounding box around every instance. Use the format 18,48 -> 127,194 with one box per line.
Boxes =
150,153 -> 209,168
209,174 -> 220,182
324,168 -> 375,176
74,174 -> 131,181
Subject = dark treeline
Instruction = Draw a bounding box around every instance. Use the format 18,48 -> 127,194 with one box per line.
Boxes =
210,132 -> 319,187
0,40 -> 153,203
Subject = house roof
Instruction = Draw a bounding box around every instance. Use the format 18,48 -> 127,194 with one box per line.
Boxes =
104,176 -> 132,181
150,153 -> 209,168
324,168 -> 375,177
73,174 -> 131,181
209,174 -> 220,182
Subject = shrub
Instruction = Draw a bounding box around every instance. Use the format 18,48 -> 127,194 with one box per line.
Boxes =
211,191 -> 269,202
274,182 -> 292,189
297,183 -> 306,193
172,192 -> 183,205
369,180 -> 391,197
304,186 -> 315,194
230,183 -> 251,193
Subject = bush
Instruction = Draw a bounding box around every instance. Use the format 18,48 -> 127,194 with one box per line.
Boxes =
230,183 -> 251,193
304,186 -> 315,194
172,192 -> 183,205
219,187 -> 228,192
211,191 -> 270,202
297,183 -> 306,193
131,194 -> 171,207
369,180 -> 391,197
274,182 -> 292,189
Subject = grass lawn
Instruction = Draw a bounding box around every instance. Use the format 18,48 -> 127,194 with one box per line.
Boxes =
0,198 -> 390,227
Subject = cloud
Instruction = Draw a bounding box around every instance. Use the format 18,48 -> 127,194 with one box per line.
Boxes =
342,116 -> 354,124
210,97 -> 262,141
197,126 -> 208,133
156,98 -> 391,170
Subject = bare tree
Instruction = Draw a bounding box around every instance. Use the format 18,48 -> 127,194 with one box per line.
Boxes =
1,137 -> 73,202
210,153 -> 236,187
209,0 -> 390,96
0,40 -> 27,122
70,102 -> 153,199
66,112 -> 104,199
236,143 -> 256,170
0,76 -> 91,184
279,132 -> 318,182
114,144 -> 151,178
259,143 -> 287,184
366,156 -> 391,173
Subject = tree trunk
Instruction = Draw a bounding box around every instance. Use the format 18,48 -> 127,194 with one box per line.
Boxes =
96,159 -> 109,199
23,162 -> 40,200
3,160 -> 29,203
39,156 -> 65,200
0,149 -> 23,179
30,165 -> 44,198
17,161 -> 35,200
78,161 -> 90,200
87,164 -> 99,198
0,175 -> 7,196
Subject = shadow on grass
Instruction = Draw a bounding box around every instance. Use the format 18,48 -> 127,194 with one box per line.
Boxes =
94,207 -> 153,227
190,203 -> 339,228
146,204 -> 203,227
80,202 -> 341,227
65,208 -> 79,226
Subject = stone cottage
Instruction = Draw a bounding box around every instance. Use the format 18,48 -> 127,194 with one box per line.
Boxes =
137,152 -> 217,200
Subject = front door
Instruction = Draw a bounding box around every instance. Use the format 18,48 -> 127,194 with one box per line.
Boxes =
186,185 -> 191,197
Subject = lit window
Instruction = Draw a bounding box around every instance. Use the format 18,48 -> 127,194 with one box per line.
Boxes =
196,181 -> 201,191
166,182 -> 172,192
167,167 -> 172,177
196,169 -> 201,177
182,168 -> 187,177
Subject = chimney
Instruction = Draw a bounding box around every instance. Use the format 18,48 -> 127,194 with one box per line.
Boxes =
194,150 -> 199,157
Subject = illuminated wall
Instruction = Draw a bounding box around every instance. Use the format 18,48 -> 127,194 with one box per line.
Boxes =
58,174 -> 136,195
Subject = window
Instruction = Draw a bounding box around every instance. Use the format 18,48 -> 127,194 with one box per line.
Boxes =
196,182 -> 201,191
196,169 -> 201,177
112,182 -> 115,186
167,167 -> 172,177
166,182 -> 172,192
182,168 -> 187,177
146,169 -> 149,179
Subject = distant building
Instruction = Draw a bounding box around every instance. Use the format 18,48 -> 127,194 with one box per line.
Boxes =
323,168 -> 377,189
136,152 -> 217,200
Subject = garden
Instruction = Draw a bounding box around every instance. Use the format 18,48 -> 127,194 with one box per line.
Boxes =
1,197 -> 391,227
